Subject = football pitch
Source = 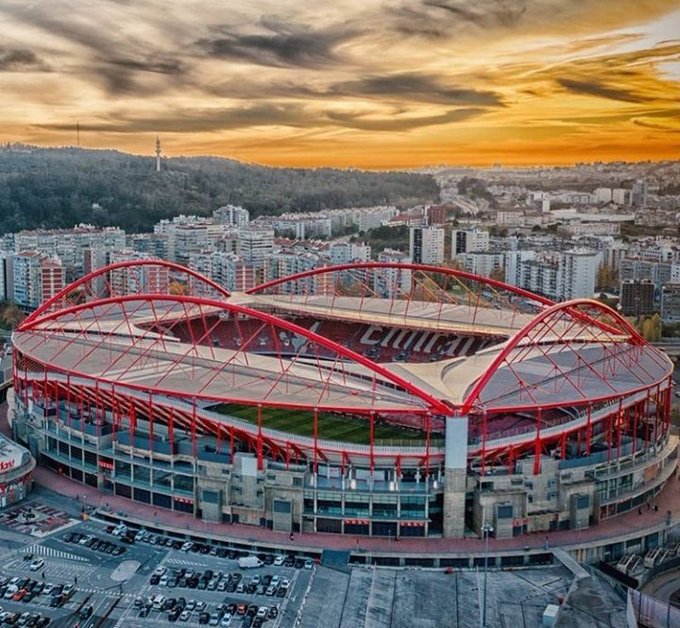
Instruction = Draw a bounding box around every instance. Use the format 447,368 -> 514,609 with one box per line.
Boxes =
211,404 -> 430,445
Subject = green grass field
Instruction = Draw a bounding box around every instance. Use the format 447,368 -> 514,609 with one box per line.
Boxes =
211,404 -> 428,445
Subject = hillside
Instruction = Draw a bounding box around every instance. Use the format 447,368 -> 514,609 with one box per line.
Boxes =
0,146 -> 439,233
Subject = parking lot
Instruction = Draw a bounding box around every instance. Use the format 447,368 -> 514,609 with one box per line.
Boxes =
0,518 -> 312,627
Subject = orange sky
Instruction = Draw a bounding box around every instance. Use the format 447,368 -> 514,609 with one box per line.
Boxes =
0,0 -> 678,168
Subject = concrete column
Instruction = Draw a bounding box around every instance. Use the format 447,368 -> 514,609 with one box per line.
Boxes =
443,416 -> 468,539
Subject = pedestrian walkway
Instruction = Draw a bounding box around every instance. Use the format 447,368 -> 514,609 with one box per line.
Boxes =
20,543 -> 90,562
31,464 -> 680,558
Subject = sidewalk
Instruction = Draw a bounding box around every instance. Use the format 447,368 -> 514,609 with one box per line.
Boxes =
32,464 -> 680,557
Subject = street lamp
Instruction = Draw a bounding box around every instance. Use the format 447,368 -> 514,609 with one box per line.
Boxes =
482,522 -> 494,628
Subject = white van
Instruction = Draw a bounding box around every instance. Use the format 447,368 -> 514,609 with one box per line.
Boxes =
238,556 -> 263,569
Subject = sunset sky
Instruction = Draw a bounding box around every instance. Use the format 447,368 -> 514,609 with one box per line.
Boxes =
0,0 -> 678,168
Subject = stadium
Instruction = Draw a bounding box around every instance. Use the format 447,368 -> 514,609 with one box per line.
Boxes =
8,260 -> 678,539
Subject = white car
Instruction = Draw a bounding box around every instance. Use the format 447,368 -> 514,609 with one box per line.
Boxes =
256,607 -> 268,619
181,541 -> 193,552
29,558 -> 45,572
220,614 -> 232,627
274,555 -> 286,566
153,566 -> 167,577
159,575 -> 169,586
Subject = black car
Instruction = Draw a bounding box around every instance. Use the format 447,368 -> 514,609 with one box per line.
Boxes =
138,607 -> 150,618
48,596 -> 62,608
150,575 -> 160,585
62,533 -> 73,543
79,605 -> 93,620
268,607 -> 278,619
198,612 -> 210,625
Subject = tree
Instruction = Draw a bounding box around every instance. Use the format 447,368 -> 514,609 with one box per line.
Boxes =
489,266 -> 505,282
168,280 -> 189,296
0,302 -> 24,329
596,265 -> 619,292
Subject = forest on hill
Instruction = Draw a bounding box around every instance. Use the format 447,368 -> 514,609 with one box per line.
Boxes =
0,146 -> 439,233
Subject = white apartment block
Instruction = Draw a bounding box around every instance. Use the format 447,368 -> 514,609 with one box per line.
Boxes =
375,249 -> 412,297
451,229 -> 490,256
213,205 -> 250,228
409,226 -> 445,265
237,227 -> 275,269
328,241 -> 371,265
504,249 -> 598,301
457,252 -> 504,278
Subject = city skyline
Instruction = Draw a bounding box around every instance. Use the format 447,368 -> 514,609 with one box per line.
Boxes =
0,0 -> 678,168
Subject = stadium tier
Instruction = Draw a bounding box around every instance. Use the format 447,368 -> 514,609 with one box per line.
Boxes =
9,260 -> 677,539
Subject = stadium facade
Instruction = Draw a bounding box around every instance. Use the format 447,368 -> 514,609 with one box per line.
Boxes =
9,261 -> 677,539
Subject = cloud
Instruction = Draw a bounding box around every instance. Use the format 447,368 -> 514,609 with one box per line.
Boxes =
556,78 -> 650,103
388,0 -> 676,40
330,73 -> 504,106
0,47 -> 48,72
196,20 -> 355,69
37,102 -> 486,134
325,107 -> 486,131
38,103 -> 313,134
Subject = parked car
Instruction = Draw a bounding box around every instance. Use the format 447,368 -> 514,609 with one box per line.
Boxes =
29,559 -> 44,572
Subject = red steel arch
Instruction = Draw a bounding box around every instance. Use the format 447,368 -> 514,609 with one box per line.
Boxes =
17,292 -> 451,416
461,298 -> 663,414
246,261 -> 556,307
22,259 -> 231,329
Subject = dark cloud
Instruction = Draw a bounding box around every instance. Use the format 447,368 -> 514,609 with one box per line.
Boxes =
37,102 -> 485,134
0,47 -> 48,71
325,107 -> 486,131
556,78 -> 648,103
37,103 -> 313,134
196,20 -> 355,69
331,73 -> 504,106
389,0 -> 528,38
0,3 -> 188,94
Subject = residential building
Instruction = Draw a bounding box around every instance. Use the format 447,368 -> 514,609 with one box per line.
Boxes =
409,226 -> 445,265
451,229 -> 489,256
620,280 -> 655,317
661,284 -> 680,323
375,249 -> 411,297
237,227 -> 275,269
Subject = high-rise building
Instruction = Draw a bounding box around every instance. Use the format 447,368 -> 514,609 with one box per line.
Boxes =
594,188 -> 613,204
237,227 -> 275,269
504,249 -> 598,301
375,249 -> 411,297
611,188 -> 630,205
39,257 -> 64,305
451,229 -> 489,256
213,205 -> 250,228
409,226 -> 444,265
12,251 -> 43,310
661,283 -> 680,323
109,251 -> 168,296
632,179 -> 648,208
328,242 -> 371,265
560,249 -> 599,300
620,280 -> 656,317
